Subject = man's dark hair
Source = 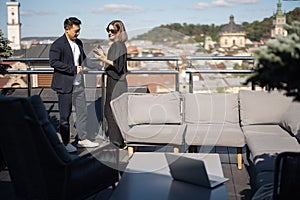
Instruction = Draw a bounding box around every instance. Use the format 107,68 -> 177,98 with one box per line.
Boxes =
64,17 -> 81,29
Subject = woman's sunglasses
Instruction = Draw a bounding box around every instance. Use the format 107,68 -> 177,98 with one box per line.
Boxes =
106,28 -> 118,34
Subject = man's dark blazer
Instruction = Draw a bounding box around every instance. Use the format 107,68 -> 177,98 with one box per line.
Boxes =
49,34 -> 86,94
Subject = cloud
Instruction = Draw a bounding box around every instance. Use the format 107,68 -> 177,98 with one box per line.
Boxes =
20,10 -> 56,16
194,0 -> 258,9
91,4 -> 143,14
212,0 -> 232,7
228,0 -> 258,3
35,10 -> 56,15
20,11 -> 34,17
195,2 -> 211,10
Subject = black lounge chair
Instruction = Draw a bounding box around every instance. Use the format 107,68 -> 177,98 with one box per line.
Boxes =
273,151 -> 300,200
252,151 -> 300,200
0,95 -> 119,200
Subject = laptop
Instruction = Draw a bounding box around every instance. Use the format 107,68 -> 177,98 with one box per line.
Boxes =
165,153 -> 229,188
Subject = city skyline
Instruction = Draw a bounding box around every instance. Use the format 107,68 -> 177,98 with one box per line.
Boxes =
0,0 -> 299,40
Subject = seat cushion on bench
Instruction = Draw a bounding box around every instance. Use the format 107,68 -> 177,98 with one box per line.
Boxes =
183,93 -> 239,124
246,135 -> 300,159
126,124 -> 186,145
242,125 -> 292,138
185,124 -> 245,147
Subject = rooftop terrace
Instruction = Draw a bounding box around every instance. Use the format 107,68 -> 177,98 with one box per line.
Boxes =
1,56 -> 298,199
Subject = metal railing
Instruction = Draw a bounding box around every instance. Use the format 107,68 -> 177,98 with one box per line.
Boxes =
3,57 -> 181,96
3,55 -> 255,95
185,68 -> 255,92
182,55 -> 255,92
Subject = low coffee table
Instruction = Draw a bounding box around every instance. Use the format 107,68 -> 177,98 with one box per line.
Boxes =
110,152 -> 228,200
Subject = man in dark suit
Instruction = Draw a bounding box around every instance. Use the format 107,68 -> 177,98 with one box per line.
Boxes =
49,17 -> 99,153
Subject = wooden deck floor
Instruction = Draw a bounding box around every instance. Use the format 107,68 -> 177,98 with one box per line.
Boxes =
0,146 -> 254,200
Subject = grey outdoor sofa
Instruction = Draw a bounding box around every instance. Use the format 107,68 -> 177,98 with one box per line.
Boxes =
110,89 -> 300,174
239,90 -> 300,192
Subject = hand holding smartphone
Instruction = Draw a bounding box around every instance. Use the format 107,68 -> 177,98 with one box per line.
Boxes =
93,45 -> 106,70
93,48 -> 104,57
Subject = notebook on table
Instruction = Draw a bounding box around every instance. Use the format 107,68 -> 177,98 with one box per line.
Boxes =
165,153 -> 229,188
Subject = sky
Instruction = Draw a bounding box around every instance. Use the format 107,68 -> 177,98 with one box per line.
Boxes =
0,0 -> 299,40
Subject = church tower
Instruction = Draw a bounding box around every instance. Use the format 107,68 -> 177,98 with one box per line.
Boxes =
271,0 -> 287,38
6,0 -> 21,50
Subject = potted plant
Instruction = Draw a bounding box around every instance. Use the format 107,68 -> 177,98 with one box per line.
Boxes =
0,29 -> 13,75
245,21 -> 300,101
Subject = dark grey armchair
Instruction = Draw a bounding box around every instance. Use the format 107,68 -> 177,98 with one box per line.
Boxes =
273,151 -> 300,200
252,151 -> 300,200
0,95 -> 119,200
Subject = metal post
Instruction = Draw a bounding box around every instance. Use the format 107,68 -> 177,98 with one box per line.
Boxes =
27,62 -> 31,96
175,60 -> 179,92
251,82 -> 255,90
101,73 -> 107,141
189,72 -> 193,93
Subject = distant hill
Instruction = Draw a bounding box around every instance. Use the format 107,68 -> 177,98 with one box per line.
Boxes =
21,36 -> 105,44
22,36 -> 58,41
133,7 -> 300,43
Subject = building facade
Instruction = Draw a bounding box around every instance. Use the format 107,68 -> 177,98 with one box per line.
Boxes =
219,15 -> 246,50
6,0 -> 21,50
271,0 -> 287,38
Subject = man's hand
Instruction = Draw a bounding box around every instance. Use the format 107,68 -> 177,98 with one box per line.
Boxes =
77,66 -> 83,74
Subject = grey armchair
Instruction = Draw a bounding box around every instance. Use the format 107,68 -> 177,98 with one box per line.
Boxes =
0,95 -> 119,200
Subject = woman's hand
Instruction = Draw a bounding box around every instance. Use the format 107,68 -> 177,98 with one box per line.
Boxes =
93,48 -> 106,61
93,48 -> 114,66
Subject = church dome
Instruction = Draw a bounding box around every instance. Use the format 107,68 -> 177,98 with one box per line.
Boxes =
220,15 -> 244,33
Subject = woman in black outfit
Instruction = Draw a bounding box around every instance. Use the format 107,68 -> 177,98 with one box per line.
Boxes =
94,20 -> 128,148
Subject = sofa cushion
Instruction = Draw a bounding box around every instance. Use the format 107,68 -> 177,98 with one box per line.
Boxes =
28,95 -> 72,163
126,124 -> 186,145
185,124 -> 245,147
246,135 -> 300,159
279,101 -> 300,140
242,125 -> 292,138
183,93 -> 239,124
128,92 -> 181,125
239,90 -> 292,126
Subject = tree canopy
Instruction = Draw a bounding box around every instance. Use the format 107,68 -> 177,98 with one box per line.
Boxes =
245,21 -> 300,101
0,29 -> 13,74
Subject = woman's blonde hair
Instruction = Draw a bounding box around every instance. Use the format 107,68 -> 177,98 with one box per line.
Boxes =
106,20 -> 128,42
